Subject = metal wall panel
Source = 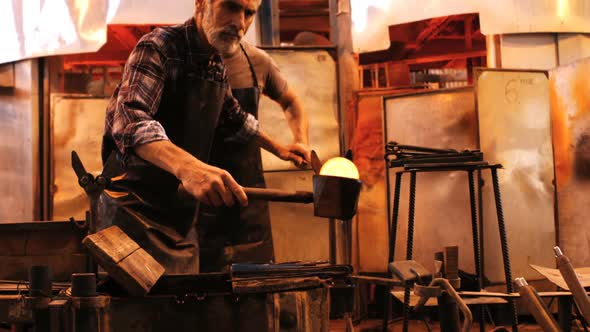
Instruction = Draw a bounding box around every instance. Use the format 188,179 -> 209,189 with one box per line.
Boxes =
353,93 -> 390,272
476,69 -> 556,282
51,95 -> 108,220
0,60 -> 39,223
550,58 -> 590,267
265,170 -> 329,263
259,49 -> 340,171
384,88 -> 479,274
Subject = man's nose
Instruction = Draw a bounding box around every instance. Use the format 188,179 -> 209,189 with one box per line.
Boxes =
232,12 -> 245,34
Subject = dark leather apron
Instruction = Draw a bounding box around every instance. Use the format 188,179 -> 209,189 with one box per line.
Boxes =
98,58 -> 227,275
199,44 -> 274,272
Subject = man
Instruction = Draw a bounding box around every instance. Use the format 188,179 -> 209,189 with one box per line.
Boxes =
100,0 -> 309,274
198,4 -> 311,271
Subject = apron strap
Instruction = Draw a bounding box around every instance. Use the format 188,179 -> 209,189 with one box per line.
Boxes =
240,43 -> 259,89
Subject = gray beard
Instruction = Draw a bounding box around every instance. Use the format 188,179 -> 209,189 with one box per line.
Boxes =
202,3 -> 240,55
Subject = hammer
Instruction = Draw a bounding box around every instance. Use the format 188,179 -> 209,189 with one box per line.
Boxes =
243,151 -> 362,220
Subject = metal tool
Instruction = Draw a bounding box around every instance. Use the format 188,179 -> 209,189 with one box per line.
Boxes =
241,173 -> 361,220
71,151 -> 119,234
554,246 -> 590,323
415,278 -> 473,332
385,142 -> 485,169
514,277 -> 561,332
242,149 -> 362,220
310,150 -> 323,174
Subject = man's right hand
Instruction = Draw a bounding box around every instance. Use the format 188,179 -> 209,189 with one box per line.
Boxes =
134,140 -> 248,208
179,163 -> 248,208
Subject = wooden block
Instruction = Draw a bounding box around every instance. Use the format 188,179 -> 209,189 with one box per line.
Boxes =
83,226 -> 165,296
443,246 -> 459,280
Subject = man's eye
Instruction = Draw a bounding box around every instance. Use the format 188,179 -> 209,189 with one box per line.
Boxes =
245,9 -> 256,18
224,2 -> 241,12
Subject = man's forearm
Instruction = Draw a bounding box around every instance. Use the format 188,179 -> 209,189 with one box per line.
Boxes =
134,140 -> 203,180
134,139 -> 248,207
280,91 -> 309,145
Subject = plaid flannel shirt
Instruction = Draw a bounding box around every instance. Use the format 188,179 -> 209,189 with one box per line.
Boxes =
102,18 -> 259,166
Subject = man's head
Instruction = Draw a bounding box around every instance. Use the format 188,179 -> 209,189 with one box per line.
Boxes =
195,0 -> 261,55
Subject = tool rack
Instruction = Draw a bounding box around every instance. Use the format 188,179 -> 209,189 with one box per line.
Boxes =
382,143 -> 518,332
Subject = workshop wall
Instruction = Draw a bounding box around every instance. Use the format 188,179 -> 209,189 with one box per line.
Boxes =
0,60 -> 40,222
550,57 -> 590,267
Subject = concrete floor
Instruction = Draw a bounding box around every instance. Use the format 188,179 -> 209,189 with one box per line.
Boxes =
329,319 -> 584,331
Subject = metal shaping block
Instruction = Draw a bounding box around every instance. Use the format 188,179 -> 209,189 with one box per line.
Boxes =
312,175 -> 361,220
383,88 -> 479,276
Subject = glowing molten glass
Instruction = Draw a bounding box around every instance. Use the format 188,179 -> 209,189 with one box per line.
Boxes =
319,157 -> 360,180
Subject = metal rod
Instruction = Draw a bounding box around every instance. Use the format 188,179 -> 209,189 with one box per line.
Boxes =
468,170 -> 486,332
491,168 -> 518,331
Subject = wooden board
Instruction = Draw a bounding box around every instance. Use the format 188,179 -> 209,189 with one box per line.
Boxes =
550,58 -> 590,267
476,69 -> 556,282
83,226 -> 164,296
0,221 -> 88,281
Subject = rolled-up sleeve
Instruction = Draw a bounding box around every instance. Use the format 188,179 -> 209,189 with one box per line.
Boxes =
110,41 -> 168,158
217,87 -> 259,143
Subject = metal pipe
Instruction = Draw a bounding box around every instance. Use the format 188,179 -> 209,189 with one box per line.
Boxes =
554,247 -> 590,322
515,277 -> 561,332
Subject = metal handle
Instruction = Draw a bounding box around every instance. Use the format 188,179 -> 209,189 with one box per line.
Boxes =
243,187 -> 313,203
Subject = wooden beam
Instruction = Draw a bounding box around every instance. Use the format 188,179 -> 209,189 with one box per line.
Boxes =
0,63 -> 14,88
259,0 -> 281,46
465,17 -> 473,50
280,15 -> 330,33
393,50 -> 487,65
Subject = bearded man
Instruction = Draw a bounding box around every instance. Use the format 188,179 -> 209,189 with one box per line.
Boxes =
100,0 -> 309,274
197,0 -> 311,271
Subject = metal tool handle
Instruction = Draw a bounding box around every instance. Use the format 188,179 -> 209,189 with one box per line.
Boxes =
554,247 -> 590,322
515,278 -> 561,332
243,187 -> 313,203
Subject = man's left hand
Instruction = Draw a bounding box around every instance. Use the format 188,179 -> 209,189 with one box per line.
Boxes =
279,143 -> 311,169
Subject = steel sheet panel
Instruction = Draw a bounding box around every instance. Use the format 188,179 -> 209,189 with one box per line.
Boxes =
384,88 -> 479,275
51,95 -> 108,220
476,69 -> 556,282
264,170 -> 329,263
550,58 -> 590,267
0,60 -> 38,222
259,49 -> 340,171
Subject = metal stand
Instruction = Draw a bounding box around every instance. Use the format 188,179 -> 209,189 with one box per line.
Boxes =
384,164 -> 518,332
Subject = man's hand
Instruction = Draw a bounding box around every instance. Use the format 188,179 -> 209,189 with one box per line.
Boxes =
179,163 -> 248,207
134,140 -> 248,208
278,142 -> 311,169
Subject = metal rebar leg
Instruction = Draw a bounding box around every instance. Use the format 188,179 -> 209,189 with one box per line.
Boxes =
491,168 -> 518,332
383,172 -> 403,332
402,172 -> 417,332
468,170 -> 486,332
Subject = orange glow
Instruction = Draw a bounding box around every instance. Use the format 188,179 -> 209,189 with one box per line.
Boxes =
550,79 -> 572,186
320,157 -> 360,180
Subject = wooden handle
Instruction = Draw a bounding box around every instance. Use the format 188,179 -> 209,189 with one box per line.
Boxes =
243,187 -> 313,203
